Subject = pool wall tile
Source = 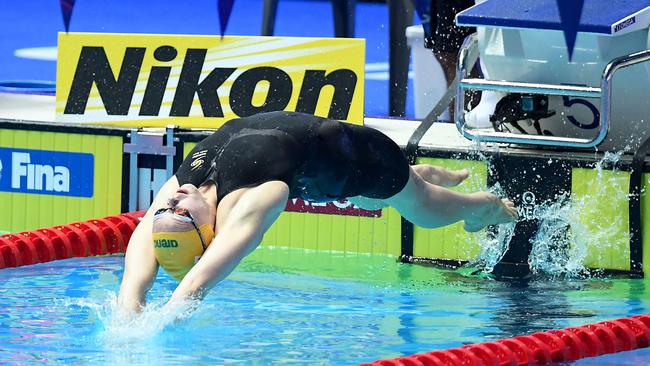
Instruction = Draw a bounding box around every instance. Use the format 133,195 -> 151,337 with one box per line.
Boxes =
0,128 -> 123,232
263,208 -> 402,256
571,168 -> 630,271
412,157 -> 487,261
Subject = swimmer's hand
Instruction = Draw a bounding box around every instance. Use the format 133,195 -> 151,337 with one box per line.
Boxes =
116,292 -> 147,315
161,296 -> 202,321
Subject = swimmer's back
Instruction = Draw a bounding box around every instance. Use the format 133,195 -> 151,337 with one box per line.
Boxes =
176,111 -> 409,202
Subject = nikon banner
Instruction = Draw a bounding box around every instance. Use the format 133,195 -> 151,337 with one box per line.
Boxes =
56,33 -> 365,128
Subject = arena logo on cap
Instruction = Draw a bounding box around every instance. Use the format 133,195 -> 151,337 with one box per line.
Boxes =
56,33 -> 365,128
0,148 -> 94,197
154,239 -> 179,248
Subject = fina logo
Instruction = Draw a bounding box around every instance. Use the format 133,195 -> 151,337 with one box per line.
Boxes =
0,148 -> 94,197
11,152 -> 70,192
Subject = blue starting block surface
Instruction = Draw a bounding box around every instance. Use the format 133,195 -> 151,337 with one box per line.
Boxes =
457,0 -> 650,35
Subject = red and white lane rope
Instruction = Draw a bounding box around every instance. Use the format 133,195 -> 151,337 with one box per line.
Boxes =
361,314 -> 650,366
0,211 -> 145,268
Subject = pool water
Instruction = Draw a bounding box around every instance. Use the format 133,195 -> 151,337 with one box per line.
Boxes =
1,246 -> 650,365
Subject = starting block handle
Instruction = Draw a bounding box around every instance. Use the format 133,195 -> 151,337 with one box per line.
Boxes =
455,33 -> 650,149
460,79 -> 601,98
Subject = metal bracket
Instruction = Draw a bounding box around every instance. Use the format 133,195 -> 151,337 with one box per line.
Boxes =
455,33 -> 650,149
124,125 -> 178,211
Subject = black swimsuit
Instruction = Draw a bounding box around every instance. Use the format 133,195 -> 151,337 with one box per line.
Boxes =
175,111 -> 410,203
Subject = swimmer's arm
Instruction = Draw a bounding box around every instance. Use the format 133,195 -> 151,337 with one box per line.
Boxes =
170,181 -> 290,302
118,176 -> 180,313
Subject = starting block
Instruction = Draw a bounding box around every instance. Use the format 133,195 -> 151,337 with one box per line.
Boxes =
455,0 -> 650,151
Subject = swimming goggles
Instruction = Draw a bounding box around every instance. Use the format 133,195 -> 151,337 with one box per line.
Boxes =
154,207 -> 207,250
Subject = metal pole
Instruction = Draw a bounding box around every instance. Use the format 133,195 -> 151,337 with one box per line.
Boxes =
165,125 -> 175,179
388,0 -> 413,117
128,129 -> 139,212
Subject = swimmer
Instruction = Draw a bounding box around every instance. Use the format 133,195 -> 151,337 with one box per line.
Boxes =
117,111 -> 518,312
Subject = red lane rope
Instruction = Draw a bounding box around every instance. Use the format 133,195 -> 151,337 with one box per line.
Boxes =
0,211 -> 145,269
361,314 -> 650,366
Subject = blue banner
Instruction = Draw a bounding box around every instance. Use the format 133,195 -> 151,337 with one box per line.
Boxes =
0,148 -> 94,197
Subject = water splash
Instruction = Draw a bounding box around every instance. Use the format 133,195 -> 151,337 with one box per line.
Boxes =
536,150 -> 630,278
66,292 -> 203,342
467,140 -> 499,173
470,182 -> 517,274
594,149 -> 626,176
468,148 -> 630,279
472,224 -> 516,274
528,193 -> 587,277
453,145 -> 517,275
61,292 -> 213,364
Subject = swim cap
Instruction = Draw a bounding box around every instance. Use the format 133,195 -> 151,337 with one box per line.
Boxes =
152,224 -> 215,281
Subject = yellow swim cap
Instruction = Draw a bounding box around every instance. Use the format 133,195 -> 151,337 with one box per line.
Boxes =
152,224 -> 215,281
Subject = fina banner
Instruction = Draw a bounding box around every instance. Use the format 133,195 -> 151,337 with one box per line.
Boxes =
0,147 -> 94,197
55,33 -> 366,128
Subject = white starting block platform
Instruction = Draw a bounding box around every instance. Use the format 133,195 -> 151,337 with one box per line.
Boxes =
455,0 -> 650,152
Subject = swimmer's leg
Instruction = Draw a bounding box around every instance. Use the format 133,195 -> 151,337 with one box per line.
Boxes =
349,165 -> 468,210
383,167 -> 517,232
411,164 -> 468,187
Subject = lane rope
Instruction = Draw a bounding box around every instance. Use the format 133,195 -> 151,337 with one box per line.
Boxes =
0,211 -> 145,269
360,314 -> 650,366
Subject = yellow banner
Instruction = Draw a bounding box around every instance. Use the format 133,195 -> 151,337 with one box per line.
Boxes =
56,33 -> 365,128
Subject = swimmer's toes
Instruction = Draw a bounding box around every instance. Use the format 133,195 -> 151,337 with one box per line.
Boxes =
502,199 -> 519,219
463,199 -> 518,232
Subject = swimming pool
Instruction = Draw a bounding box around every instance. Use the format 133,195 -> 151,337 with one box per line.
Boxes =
2,246 -> 650,365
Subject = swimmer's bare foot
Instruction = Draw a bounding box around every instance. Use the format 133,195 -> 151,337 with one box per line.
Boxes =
413,165 -> 469,187
463,194 -> 518,232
